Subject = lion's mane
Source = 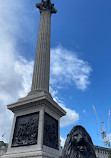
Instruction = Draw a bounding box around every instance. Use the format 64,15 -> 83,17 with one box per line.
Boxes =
62,125 -> 96,158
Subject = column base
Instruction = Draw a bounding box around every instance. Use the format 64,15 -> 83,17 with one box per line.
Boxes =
2,150 -> 59,158
6,92 -> 66,158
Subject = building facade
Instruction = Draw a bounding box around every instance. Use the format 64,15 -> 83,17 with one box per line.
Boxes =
94,145 -> 110,158
60,145 -> 110,158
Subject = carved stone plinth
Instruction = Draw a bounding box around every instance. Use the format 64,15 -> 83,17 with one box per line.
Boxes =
2,92 -> 66,158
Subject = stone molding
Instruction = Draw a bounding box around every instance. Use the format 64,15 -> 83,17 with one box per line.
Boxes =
7,94 -> 66,117
2,150 -> 59,158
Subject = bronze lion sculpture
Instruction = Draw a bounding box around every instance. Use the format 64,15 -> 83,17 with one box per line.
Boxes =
61,125 -> 96,158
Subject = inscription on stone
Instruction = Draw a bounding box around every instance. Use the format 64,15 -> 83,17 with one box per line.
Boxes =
43,113 -> 58,150
12,112 -> 39,147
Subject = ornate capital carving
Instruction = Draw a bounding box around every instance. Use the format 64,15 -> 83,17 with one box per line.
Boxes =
36,0 -> 57,14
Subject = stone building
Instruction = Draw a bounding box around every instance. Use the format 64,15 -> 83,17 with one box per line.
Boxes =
60,145 -> 110,158
94,145 -> 110,158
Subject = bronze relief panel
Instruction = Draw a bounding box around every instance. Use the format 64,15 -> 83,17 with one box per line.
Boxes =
43,112 -> 59,150
12,112 -> 39,147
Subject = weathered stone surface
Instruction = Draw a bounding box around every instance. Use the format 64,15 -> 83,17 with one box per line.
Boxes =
62,125 -> 96,158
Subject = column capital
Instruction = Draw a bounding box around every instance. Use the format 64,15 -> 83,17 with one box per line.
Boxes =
36,0 -> 57,14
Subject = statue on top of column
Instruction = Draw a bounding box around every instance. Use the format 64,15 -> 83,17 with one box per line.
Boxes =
36,0 -> 57,14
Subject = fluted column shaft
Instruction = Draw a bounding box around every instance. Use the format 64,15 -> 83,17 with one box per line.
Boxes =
31,10 -> 51,92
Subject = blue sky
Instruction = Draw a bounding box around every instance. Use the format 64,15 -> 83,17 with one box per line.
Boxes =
0,0 -> 111,148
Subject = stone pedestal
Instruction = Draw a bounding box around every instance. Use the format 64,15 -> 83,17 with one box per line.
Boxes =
2,92 -> 66,158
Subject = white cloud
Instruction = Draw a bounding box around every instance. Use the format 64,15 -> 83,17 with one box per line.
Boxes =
60,106 -> 79,127
15,57 -> 33,98
0,0 -> 34,142
0,52 -> 33,142
60,137 -> 66,147
50,89 -> 79,127
50,46 -> 92,91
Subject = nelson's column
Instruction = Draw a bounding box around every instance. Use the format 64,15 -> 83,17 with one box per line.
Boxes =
2,0 -> 66,158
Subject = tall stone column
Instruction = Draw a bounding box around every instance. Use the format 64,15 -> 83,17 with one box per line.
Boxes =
2,1 -> 66,158
31,0 -> 57,93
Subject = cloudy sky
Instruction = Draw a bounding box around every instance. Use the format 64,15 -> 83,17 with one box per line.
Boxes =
0,0 -> 111,148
